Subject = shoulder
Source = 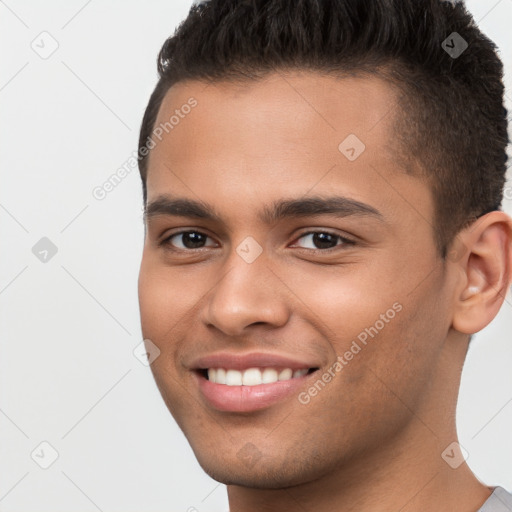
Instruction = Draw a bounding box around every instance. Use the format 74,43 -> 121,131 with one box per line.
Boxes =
477,487 -> 512,512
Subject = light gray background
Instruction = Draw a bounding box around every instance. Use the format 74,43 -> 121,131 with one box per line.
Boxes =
0,1 -> 511,511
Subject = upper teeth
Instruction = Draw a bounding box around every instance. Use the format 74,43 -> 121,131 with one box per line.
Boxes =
207,367 -> 309,386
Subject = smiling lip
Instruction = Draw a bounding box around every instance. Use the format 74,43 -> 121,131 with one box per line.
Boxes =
190,351 -> 320,372
195,372 -> 316,412
190,351 -> 320,413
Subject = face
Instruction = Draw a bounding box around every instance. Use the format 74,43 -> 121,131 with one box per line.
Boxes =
138,71 -> 455,487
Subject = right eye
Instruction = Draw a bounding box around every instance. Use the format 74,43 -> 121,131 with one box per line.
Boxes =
160,230 -> 218,251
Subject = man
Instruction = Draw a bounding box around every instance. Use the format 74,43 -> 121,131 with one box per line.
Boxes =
136,0 -> 512,510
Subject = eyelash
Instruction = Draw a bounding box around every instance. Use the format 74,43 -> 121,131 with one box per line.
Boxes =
158,229 -> 356,253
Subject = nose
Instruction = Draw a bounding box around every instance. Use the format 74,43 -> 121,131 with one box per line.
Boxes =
201,249 -> 290,337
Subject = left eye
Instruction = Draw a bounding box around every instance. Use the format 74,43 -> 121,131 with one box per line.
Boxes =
292,231 -> 354,251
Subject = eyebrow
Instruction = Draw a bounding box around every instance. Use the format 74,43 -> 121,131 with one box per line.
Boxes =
144,194 -> 384,225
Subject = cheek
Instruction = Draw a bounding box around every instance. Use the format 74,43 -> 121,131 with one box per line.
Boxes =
138,261 -> 195,425
137,257 -> 208,395
278,262 -> 399,345
286,262 -> 445,403
138,258 -> 200,338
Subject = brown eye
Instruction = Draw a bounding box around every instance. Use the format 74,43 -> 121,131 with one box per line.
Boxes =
292,231 -> 355,251
160,231 -> 217,250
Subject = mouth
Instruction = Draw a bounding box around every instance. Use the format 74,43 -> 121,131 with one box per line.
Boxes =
197,366 -> 319,385
193,364 -> 321,413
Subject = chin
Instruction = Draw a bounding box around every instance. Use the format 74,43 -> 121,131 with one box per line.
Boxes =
192,447 -> 332,489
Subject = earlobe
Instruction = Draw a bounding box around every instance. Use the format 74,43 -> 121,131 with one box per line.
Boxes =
451,211 -> 512,335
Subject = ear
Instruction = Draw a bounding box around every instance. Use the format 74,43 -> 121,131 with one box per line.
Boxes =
451,211 -> 512,335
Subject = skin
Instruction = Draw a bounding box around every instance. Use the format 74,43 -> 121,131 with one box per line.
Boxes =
137,70 -> 512,511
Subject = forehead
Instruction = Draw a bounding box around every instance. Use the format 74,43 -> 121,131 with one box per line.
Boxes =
150,71 -> 399,165
145,71 -> 431,227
